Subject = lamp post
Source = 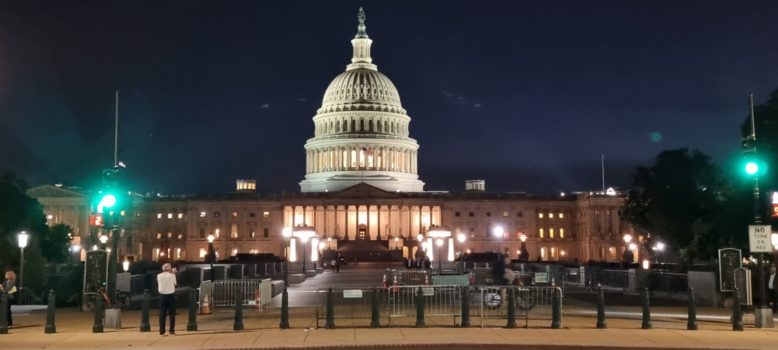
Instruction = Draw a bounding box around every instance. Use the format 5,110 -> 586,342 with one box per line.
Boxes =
99,234 -> 109,250
651,241 -> 665,264
622,234 -> 634,263
292,225 -> 316,274
435,238 -> 444,274
17,231 -> 29,291
281,228 -> 292,284
519,233 -> 529,262
457,232 -> 467,256
206,234 -> 215,280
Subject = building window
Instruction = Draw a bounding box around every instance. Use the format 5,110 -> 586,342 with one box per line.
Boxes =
167,232 -> 172,238
502,211 -> 509,217
249,212 -> 255,217
538,213 -> 543,219
538,228 -> 544,239
231,223 -> 238,238
263,211 -> 270,218
214,228 -> 220,238
167,213 -> 173,219
177,234 -> 183,239
157,213 -> 162,219
214,212 -> 221,217
231,211 -> 238,217
517,211 -> 523,217
263,228 -> 269,238
250,230 -> 256,238
199,228 -> 206,238
549,228 -> 554,239
249,249 -> 258,254
468,212 -> 474,217
559,212 -> 564,219
549,213 -> 554,219
199,248 -> 207,258
177,213 -> 184,219
560,228 -> 565,238
231,248 -> 238,256
455,211 -> 461,217
540,247 -> 546,261
486,212 -> 491,217
551,247 -> 557,259
199,211 -> 206,218
156,233 -> 162,239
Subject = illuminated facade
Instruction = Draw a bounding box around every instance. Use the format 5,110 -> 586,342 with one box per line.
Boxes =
27,9 -> 634,265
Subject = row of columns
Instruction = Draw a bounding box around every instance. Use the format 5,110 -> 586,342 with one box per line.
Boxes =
306,146 -> 417,174
284,205 -> 440,240
315,117 -> 406,137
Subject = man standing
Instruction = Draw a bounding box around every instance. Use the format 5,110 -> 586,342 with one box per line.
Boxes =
157,263 -> 177,336
769,265 -> 777,313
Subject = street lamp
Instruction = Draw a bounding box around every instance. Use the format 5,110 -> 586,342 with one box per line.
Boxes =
457,232 -> 467,256
519,233 -> 529,262
434,238 -> 444,274
206,234 -> 215,280
122,259 -> 130,272
17,231 -> 29,291
99,234 -> 109,250
622,234 -> 634,263
292,225 -> 316,274
492,225 -> 504,239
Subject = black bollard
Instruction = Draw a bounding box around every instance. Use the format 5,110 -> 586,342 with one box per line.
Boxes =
732,288 -> 743,331
506,288 -> 517,328
551,287 -> 562,329
139,289 -> 151,332
596,286 -> 607,329
370,288 -> 380,328
0,292 -> 8,334
415,286 -> 425,327
279,287 -> 290,329
460,287 -> 471,327
187,289 -> 198,331
325,287 -> 335,329
233,290 -> 244,331
45,289 -> 56,334
641,287 -> 652,329
92,292 -> 104,333
687,287 -> 697,331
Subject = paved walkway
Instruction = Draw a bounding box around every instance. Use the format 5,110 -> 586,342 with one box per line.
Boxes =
3,306 -> 778,350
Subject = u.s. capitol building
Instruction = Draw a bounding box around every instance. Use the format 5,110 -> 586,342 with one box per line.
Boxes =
29,9 -> 635,265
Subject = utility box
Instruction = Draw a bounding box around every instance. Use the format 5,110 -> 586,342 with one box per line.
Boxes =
734,267 -> 752,306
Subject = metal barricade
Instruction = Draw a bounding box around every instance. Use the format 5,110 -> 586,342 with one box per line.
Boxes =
593,269 -> 631,291
210,279 -> 269,308
389,270 -> 429,285
314,288 -> 381,328
648,271 -> 688,295
386,285 -> 460,326
478,286 -> 557,327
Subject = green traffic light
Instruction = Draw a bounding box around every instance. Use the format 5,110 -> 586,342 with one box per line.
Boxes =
745,161 -> 759,175
100,193 -> 117,208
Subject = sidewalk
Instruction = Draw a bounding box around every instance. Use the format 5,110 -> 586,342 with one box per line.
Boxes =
2,306 -> 777,350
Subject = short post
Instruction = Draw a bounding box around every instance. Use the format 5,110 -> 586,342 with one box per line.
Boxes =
187,289 -> 198,331
325,287 -> 335,329
460,287 -> 470,327
139,289 -> 151,332
687,287 -> 697,331
279,287 -> 290,329
551,287 -> 562,329
92,292 -> 104,333
0,292 -> 8,334
596,285 -> 607,329
506,287 -> 517,328
45,289 -> 56,334
641,287 -> 652,329
233,290 -> 244,331
732,288 -> 743,331
415,286 -> 425,327
370,288 -> 380,328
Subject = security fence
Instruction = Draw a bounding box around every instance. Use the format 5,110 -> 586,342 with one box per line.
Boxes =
647,271 -> 688,295
314,288 -> 382,328
200,279 -> 273,309
386,285 -> 461,326
477,286 -> 557,327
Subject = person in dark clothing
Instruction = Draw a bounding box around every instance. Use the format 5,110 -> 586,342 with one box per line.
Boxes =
1,270 -> 17,327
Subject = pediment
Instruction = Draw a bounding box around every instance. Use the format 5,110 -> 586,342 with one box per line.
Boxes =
26,185 -> 86,198
330,183 -> 401,199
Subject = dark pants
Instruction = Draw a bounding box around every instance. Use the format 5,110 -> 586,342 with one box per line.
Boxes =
159,294 -> 175,334
771,288 -> 778,312
5,296 -> 12,326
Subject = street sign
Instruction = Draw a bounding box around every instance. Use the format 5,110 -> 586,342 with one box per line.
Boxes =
534,272 -> 549,284
89,214 -> 104,227
748,225 -> 772,253
343,290 -> 363,299
718,248 -> 741,292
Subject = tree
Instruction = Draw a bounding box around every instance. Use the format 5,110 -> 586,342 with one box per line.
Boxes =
40,223 -> 73,263
623,149 -> 727,262
0,172 -> 48,270
741,89 -> 778,191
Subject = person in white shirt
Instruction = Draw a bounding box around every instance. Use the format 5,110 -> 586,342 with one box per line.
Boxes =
157,263 -> 177,335
769,265 -> 777,313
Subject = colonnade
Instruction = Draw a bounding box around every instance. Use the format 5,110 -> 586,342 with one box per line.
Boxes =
306,146 -> 417,174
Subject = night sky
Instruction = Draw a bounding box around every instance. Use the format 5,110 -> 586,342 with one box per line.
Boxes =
1,1 -> 777,195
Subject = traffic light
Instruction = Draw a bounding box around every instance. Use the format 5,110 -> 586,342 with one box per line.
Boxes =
741,137 -> 768,178
94,168 -> 125,216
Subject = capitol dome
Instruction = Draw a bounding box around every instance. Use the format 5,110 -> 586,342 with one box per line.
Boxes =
299,8 -> 425,193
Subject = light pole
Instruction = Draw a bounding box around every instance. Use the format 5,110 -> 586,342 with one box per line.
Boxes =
435,238 -> 444,274
99,234 -> 109,250
622,234 -> 634,263
292,225 -> 316,274
519,233 -> 529,262
282,228 -> 292,284
17,231 -> 29,291
206,234 -> 215,280
457,232 -> 467,256
651,241 -> 665,263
